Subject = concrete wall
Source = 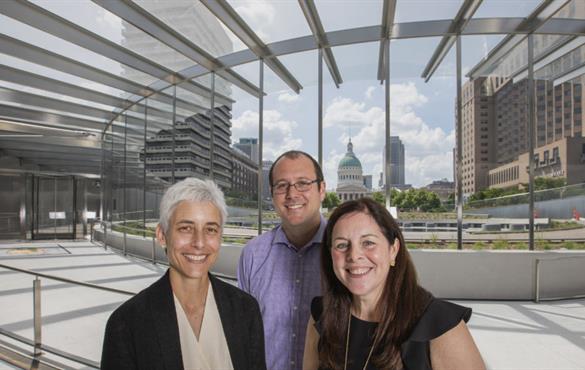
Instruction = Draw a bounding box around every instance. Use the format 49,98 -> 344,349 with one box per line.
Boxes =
94,228 -> 585,301
410,249 -> 585,300
469,195 -> 585,219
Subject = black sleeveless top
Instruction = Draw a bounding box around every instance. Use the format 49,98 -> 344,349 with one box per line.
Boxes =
310,296 -> 471,370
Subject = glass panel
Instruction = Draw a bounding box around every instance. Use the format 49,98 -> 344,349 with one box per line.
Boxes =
0,174 -> 24,239
315,0 -> 383,32
31,0 -> 197,73
226,0 -> 311,44
33,176 -> 75,239
552,0 -> 585,20
322,43 -> 385,207
391,38 -> 457,245
395,0 -> 463,23
135,0 -> 245,58
0,81 -> 119,112
219,72 -> 261,237
462,35 -> 507,75
0,54 -> 131,98
278,49 -> 319,88
473,0 -> 542,18
0,15 -> 157,87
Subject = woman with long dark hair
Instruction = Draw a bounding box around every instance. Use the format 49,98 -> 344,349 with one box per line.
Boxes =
303,198 -> 484,370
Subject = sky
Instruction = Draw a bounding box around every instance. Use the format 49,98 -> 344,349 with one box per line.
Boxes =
0,0 -> 545,190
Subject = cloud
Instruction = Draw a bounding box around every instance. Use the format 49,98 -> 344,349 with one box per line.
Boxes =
323,150 -> 345,191
231,109 -> 302,160
278,92 -> 300,103
324,82 -> 453,188
365,86 -> 376,99
233,1 -> 275,40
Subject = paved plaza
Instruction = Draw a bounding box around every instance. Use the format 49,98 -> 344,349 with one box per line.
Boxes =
0,239 -> 584,369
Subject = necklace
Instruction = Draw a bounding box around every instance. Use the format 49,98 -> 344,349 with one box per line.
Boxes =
344,310 -> 376,370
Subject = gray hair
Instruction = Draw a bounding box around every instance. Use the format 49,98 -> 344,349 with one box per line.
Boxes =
158,178 -> 228,234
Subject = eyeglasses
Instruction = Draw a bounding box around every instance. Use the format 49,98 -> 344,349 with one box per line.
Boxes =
272,179 -> 319,194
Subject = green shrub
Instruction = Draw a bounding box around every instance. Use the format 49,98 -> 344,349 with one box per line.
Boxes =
493,239 -> 509,250
472,242 -> 486,250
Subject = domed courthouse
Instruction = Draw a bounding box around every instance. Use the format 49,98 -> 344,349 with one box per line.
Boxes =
336,139 -> 370,201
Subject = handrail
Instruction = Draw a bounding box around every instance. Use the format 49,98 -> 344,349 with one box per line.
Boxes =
0,263 -> 137,369
0,328 -> 100,369
0,263 -> 135,296
534,255 -> 585,303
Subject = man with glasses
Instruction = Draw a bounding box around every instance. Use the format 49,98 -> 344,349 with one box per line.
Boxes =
237,150 -> 326,370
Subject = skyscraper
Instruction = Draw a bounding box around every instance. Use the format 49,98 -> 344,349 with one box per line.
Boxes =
233,138 -> 259,164
382,136 -> 405,187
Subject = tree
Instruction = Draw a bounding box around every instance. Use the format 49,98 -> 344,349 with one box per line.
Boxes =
372,191 -> 385,204
323,192 -> 341,210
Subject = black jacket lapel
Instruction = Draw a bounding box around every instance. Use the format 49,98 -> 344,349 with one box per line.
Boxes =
147,270 -> 184,370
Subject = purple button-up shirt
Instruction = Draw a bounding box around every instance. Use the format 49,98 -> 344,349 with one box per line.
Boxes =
237,217 -> 325,370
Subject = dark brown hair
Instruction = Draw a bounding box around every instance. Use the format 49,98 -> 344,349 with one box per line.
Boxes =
319,198 -> 431,370
268,150 -> 324,191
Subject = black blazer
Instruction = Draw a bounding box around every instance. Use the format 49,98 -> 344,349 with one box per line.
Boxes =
101,270 -> 266,370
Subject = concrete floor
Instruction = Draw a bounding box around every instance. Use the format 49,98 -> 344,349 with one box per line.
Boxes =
0,240 -> 584,369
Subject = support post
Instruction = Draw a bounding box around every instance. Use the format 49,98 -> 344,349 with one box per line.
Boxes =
456,36 -> 463,250
123,113 -> 127,256
528,34 -> 536,251
33,277 -> 42,357
258,60 -> 264,235
384,38 -> 392,210
318,48 -> 323,168
171,85 -> 177,184
210,72 -> 216,181
143,98 -> 148,238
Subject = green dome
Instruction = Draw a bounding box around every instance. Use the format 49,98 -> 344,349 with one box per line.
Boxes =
338,154 -> 362,169
338,139 -> 362,169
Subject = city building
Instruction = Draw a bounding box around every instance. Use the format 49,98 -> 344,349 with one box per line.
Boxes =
457,76 -> 496,196
262,160 -> 273,201
381,136 -> 406,187
231,147 -> 259,198
336,139 -> 370,201
233,138 -> 259,164
424,178 -> 455,201
143,106 -> 233,190
489,136 -> 585,188
363,174 -> 373,191
459,62 -> 585,196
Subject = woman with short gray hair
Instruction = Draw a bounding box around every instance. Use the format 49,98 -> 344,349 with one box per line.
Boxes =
102,178 -> 266,370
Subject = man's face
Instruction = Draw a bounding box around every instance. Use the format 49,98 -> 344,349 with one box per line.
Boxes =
271,155 -> 325,231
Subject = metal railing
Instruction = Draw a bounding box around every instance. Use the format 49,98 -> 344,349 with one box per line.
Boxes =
534,255 -> 585,303
467,182 -> 585,209
0,262 -> 135,368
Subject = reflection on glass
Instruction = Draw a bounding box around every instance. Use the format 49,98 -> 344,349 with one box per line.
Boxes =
395,0 -> 463,23
473,0 -> 541,19
135,0 -> 238,59
226,0 -> 311,44
552,0 -> 585,20
31,0 -> 195,73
